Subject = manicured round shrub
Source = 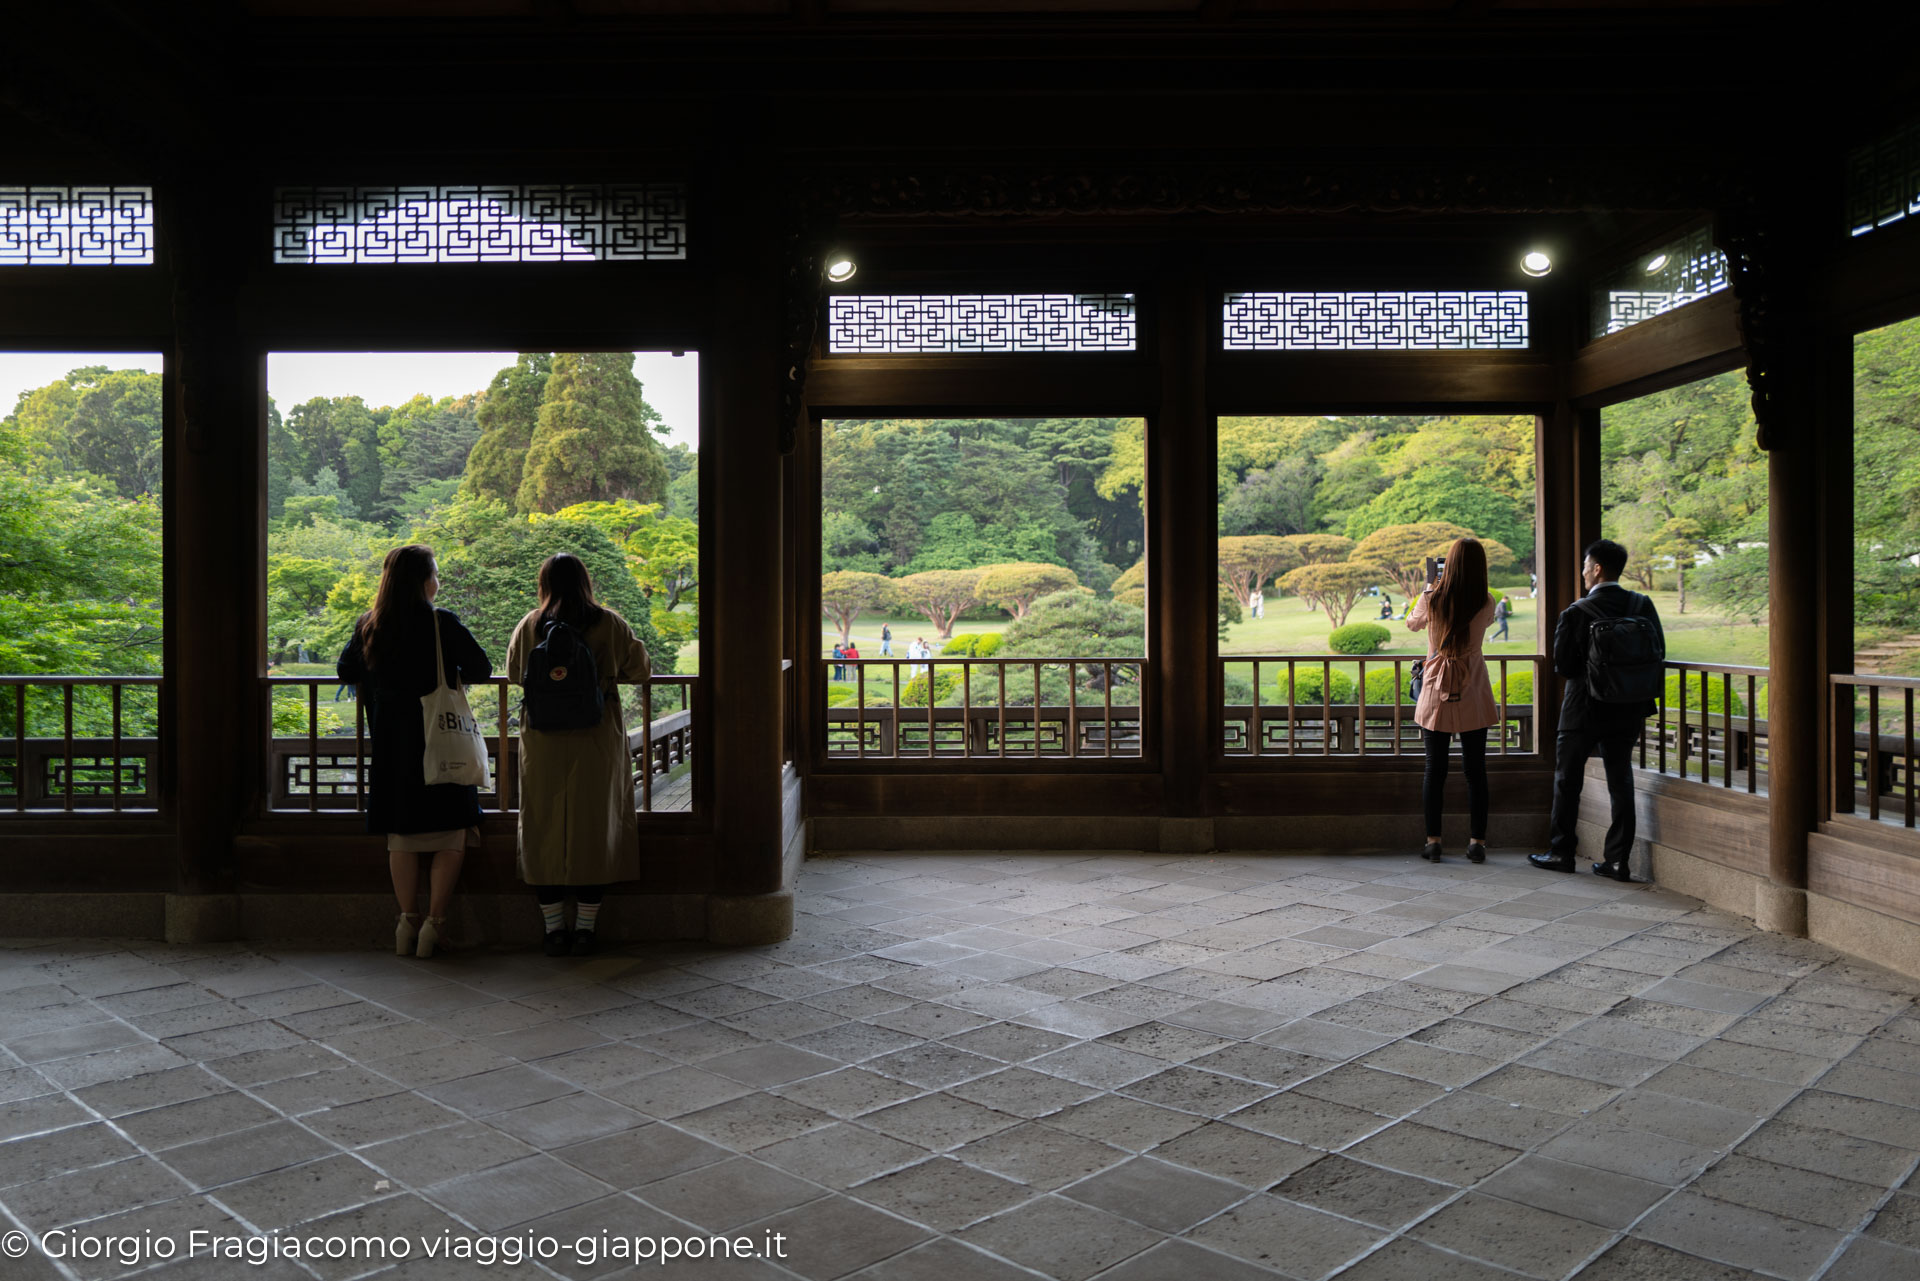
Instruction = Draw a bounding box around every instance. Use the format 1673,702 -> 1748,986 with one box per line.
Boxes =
1363,667 -> 1417,706
900,671 -> 960,706
1278,666 -> 1355,705
1663,670 -> 1745,716
1328,622 -> 1392,655
974,633 -> 1006,658
1490,670 -> 1534,707
941,633 -> 982,656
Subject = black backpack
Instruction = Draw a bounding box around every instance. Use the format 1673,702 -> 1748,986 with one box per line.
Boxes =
1576,593 -> 1664,704
523,619 -> 604,731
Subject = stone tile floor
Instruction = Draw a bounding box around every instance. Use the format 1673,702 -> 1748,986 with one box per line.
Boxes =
3,850 -> 1919,1281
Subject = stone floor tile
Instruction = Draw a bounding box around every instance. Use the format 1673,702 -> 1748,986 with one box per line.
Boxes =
1413,1191 -> 1613,1278
1060,1154 -> 1248,1233
1823,1235 -> 1920,1281
1591,1089 -> 1763,1148
0,1091 -> 92,1144
600,1064 -> 753,1118
757,1120 -> 927,1189
360,1118 -> 538,1187
1410,1090 -> 1577,1150
1474,1151 -> 1668,1229
954,1195 -> 1161,1281
1574,1236 -> 1766,1280
1148,1120 -> 1318,1188
1341,1121 -> 1521,1186
853,1155 -> 1034,1230
947,1065 -> 1099,1118
1279,1152 -> 1453,1230
1733,1118 -> 1917,1186
1868,1190 -> 1920,1248
115,1091 -> 279,1150
1028,1042 -> 1164,1089
1090,1237 -> 1290,1280
1331,1237 -> 1535,1281
205,1153 -> 390,1230
944,1020 -> 1077,1063
1636,1191 -> 1844,1279
787,1021 -> 924,1065
160,1119 -> 337,1190
673,1091 -> 837,1151
1119,1065 -> 1275,1116
426,1152 -> 616,1231
952,1120 -> 1129,1189
1468,1064 -> 1620,1115
252,1065 -> 403,1116
861,1092 -> 1022,1150
1537,1121 -> 1716,1186
1229,1091 -> 1388,1151
552,1121 -> 730,1189
2,1154 -> 195,1230
842,1236 -> 1046,1281
1688,1153 -> 1885,1230
748,1193 -> 934,1280
1292,1063 -> 1447,1117
1183,1191 -> 1381,1278
1773,1090 -> 1920,1149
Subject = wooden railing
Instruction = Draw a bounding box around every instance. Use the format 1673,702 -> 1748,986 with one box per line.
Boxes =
0,676 -> 163,814
1218,655 -> 1544,757
826,657 -> 1143,760
265,675 -> 696,815
1635,661 -> 1770,792
1831,672 -> 1918,829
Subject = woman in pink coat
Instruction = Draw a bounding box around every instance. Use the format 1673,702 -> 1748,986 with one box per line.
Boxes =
1406,537 -> 1500,863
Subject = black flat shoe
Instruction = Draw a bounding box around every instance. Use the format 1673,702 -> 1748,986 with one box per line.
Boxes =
570,930 -> 597,956
1528,853 -> 1576,873
1592,861 -> 1632,882
1467,843 -> 1487,864
1421,842 -> 1443,863
543,928 -> 572,957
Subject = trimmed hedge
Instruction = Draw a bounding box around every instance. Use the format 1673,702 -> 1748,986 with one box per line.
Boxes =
1328,622 -> 1392,655
1277,666 -> 1356,705
900,671 -> 960,706
1663,670 -> 1746,716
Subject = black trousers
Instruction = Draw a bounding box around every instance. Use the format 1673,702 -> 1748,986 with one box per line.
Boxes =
1549,728 -> 1638,864
1422,727 -> 1489,839
532,884 -> 605,905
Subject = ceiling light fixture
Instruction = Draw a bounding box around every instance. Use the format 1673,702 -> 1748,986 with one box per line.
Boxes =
1643,253 -> 1670,275
1520,251 -> 1553,278
825,256 -> 857,283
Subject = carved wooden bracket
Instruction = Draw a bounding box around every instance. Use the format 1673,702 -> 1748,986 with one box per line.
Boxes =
1717,209 -> 1799,452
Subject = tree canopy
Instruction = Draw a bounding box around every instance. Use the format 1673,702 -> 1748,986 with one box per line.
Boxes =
516,353 -> 670,514
975,562 -> 1082,619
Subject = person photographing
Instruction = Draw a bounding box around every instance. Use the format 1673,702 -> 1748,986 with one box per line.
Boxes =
1530,539 -> 1665,881
1406,538 -> 1500,864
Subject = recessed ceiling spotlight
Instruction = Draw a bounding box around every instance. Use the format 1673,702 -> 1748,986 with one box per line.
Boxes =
825,256 -> 857,283
1520,251 -> 1553,277
1644,253 -> 1670,275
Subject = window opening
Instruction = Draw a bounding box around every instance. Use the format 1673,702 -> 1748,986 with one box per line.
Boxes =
1222,292 -> 1529,351
264,351 -> 698,815
1590,225 -> 1728,337
1847,118 -> 1920,238
0,188 -> 154,265
272,185 -> 687,264
1601,368 -> 1768,791
826,294 -> 1136,353
1215,414 -> 1540,758
821,417 -> 1146,760
1,353 -> 166,813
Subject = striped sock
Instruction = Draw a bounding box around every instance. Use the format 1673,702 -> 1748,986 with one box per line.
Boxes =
540,902 -> 565,933
574,901 -> 601,934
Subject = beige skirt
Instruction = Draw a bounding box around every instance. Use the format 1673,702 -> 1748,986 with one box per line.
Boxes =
387,826 -> 478,853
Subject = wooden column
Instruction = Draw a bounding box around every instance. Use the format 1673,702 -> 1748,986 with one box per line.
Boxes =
1150,275 -> 1213,843
165,165 -> 261,939
702,168 -> 791,942
1534,402 -> 1590,755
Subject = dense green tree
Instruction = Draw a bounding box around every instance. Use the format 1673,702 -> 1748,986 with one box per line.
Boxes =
1220,457 -> 1316,537
516,353 -> 668,514
285,395 -> 386,524
1344,467 -> 1533,560
461,353 -> 552,508
975,563 -> 1082,620
1281,561 -> 1387,629
1851,318 -> 1920,632
1217,536 -> 1303,610
1352,522 -> 1475,601
1001,590 -> 1145,660
3,366 -> 164,500
820,571 -> 895,646
663,443 -> 699,521
892,569 -> 986,640
822,510 -> 885,574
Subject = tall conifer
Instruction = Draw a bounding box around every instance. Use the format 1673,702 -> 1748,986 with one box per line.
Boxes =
515,352 -> 667,514
460,353 -> 552,507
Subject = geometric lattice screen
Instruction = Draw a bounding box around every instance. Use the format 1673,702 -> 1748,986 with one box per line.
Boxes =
1848,119 -> 1920,238
0,187 -> 155,264
272,185 -> 687,264
1590,225 -> 1729,338
1222,291 -> 1530,350
827,294 -> 1137,353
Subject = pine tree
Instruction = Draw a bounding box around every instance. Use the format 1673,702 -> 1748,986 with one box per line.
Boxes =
515,353 -> 667,514
460,353 -> 551,507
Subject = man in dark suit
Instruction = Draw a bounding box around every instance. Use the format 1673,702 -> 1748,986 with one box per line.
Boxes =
1529,539 -> 1664,881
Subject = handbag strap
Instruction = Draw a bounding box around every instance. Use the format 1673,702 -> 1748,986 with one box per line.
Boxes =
431,609 -> 450,691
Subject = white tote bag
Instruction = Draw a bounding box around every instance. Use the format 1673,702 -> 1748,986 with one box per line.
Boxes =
421,611 -> 492,788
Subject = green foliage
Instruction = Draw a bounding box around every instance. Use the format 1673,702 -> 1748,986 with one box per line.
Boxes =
7,367 -> 163,501
461,354 -> 551,508
899,670 -> 960,707
1278,666 -> 1355,705
1001,591 -> 1145,659
1111,559 -> 1146,607
1491,670 -> 1534,707
1328,622 -> 1391,655
942,633 -> 984,656
975,562 -> 1081,618
820,571 -> 896,644
1363,667 -> 1416,706
517,353 -> 669,514
1662,670 -> 1745,716
974,632 -> 1006,658
822,509 -> 886,573
892,569 -> 986,640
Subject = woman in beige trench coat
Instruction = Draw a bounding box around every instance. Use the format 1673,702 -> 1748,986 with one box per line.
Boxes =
508,554 -> 652,956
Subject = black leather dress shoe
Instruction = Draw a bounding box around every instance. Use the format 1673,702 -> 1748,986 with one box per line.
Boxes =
543,928 -> 572,957
1592,861 -> 1632,882
1528,853 -> 1576,873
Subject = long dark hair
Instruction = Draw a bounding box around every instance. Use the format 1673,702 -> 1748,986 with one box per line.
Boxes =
537,553 -> 603,630
1429,536 -> 1490,658
356,544 -> 436,669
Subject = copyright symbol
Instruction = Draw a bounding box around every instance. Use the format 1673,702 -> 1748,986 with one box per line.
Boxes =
1,1230 -> 28,1258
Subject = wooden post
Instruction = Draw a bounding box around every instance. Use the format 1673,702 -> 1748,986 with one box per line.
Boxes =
702,158 -> 791,943
164,165 -> 260,940
1150,275 -> 1214,842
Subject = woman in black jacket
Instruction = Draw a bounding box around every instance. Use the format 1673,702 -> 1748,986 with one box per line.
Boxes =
337,544 -> 492,957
